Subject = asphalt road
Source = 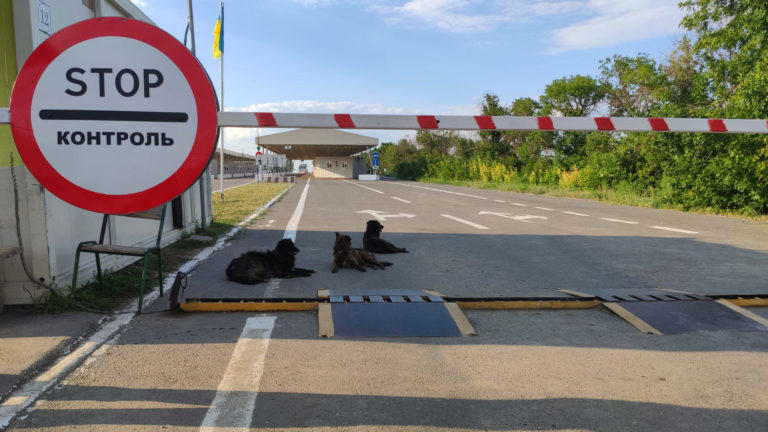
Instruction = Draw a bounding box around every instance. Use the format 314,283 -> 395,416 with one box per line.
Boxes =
7,178 -> 768,431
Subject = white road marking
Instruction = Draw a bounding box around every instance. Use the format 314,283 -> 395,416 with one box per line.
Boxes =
534,206 -> 553,211
510,203 -> 528,207
391,196 -> 411,203
357,210 -> 416,221
649,225 -> 699,234
265,179 -> 311,297
199,316 -> 276,432
395,182 -> 488,199
562,211 -> 589,217
214,179 -> 257,192
342,179 -> 384,194
283,179 -> 311,242
494,199 -> 505,203
600,217 -> 638,225
479,211 -> 547,223
441,214 -> 489,230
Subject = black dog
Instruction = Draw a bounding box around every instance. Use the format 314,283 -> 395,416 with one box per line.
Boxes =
226,238 -> 315,285
363,220 -> 408,253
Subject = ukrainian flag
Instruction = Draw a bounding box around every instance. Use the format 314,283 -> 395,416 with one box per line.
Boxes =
213,7 -> 223,59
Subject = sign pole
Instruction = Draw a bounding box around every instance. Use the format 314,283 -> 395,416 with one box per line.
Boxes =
218,1 -> 225,201
187,0 -> 209,228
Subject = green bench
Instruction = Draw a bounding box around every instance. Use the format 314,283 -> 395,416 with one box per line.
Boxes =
72,204 -> 167,313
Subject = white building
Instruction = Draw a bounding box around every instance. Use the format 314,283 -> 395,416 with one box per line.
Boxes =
258,129 -> 378,179
0,0 -> 212,305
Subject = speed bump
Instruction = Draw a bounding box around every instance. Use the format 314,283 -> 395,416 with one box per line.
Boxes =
561,288 -> 768,335
318,290 -> 475,338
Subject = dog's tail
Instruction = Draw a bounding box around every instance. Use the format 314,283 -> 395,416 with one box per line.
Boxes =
381,261 -> 393,266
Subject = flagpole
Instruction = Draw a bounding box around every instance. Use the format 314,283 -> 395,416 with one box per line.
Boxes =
218,1 -> 224,201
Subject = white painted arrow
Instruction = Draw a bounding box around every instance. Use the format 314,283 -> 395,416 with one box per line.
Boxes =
357,210 -> 416,221
478,211 -> 547,223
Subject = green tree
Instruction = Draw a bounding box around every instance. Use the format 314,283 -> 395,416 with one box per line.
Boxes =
540,75 -> 607,117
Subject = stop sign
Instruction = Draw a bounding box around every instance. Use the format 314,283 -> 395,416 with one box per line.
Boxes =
10,18 -> 218,214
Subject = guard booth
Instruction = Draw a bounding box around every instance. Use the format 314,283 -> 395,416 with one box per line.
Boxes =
257,128 -> 377,179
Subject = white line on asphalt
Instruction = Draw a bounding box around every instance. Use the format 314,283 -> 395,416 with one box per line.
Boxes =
391,196 -> 411,203
649,225 -> 699,234
441,214 -> 489,230
600,217 -> 639,224
510,203 -> 528,207
283,178 -> 311,242
534,206 -> 554,211
394,182 -> 488,199
265,179 -> 311,297
214,180 -> 256,192
494,199 -> 505,203
342,179 -> 384,194
199,316 -> 276,432
562,211 -> 589,217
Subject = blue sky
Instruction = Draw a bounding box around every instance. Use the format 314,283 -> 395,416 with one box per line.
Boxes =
131,0 -> 687,154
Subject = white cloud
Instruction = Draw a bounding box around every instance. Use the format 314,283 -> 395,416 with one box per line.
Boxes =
130,0 -> 147,8
373,0 -> 582,33
547,0 -> 685,54
233,100 -> 409,114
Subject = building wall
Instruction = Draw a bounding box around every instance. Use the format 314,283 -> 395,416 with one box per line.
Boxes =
1,0 -> 211,305
313,157 -> 353,178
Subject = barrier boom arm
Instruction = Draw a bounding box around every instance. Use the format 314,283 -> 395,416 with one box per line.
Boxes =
3,108 -> 768,133
221,112 -> 768,134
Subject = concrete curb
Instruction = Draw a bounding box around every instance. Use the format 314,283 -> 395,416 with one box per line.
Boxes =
0,183 -> 294,430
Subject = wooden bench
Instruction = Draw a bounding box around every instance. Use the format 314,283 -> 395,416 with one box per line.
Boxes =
72,204 -> 167,313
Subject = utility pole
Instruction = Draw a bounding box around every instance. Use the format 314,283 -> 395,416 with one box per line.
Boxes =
186,0 -> 209,228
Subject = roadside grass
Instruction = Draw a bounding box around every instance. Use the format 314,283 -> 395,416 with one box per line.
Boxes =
40,182 -> 291,313
420,177 -> 768,221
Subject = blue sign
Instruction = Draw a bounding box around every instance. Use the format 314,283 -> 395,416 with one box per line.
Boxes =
372,151 -> 379,166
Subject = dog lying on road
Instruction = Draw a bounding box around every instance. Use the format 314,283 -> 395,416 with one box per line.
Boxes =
226,238 -> 315,284
363,220 -> 408,253
333,232 -> 392,273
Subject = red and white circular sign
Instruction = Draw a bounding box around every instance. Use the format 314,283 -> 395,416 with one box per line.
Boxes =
10,17 -> 218,214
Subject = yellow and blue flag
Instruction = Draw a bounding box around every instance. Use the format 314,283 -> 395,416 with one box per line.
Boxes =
213,7 -> 223,59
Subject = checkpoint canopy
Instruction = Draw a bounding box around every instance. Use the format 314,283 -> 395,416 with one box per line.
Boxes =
257,128 -> 378,160
9,18 -> 218,215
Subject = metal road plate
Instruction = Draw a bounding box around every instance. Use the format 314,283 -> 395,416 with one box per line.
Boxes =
575,288 -> 709,302
618,300 -> 768,334
327,289 -> 439,297
330,302 -> 462,338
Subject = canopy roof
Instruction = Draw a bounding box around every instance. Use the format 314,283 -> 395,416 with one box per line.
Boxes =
257,128 -> 378,159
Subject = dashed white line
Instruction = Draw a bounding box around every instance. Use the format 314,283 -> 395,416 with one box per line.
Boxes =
395,182 -> 488,200
441,214 -> 489,230
342,179 -> 384,194
494,199 -> 505,203
391,196 -> 411,203
562,211 -> 589,217
600,217 -> 638,225
649,226 -> 698,234
534,206 -> 554,211
199,316 -> 276,432
510,203 -> 528,207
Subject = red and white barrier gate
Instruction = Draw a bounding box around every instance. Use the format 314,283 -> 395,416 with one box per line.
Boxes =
2,108 -> 767,134
218,111 -> 768,134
